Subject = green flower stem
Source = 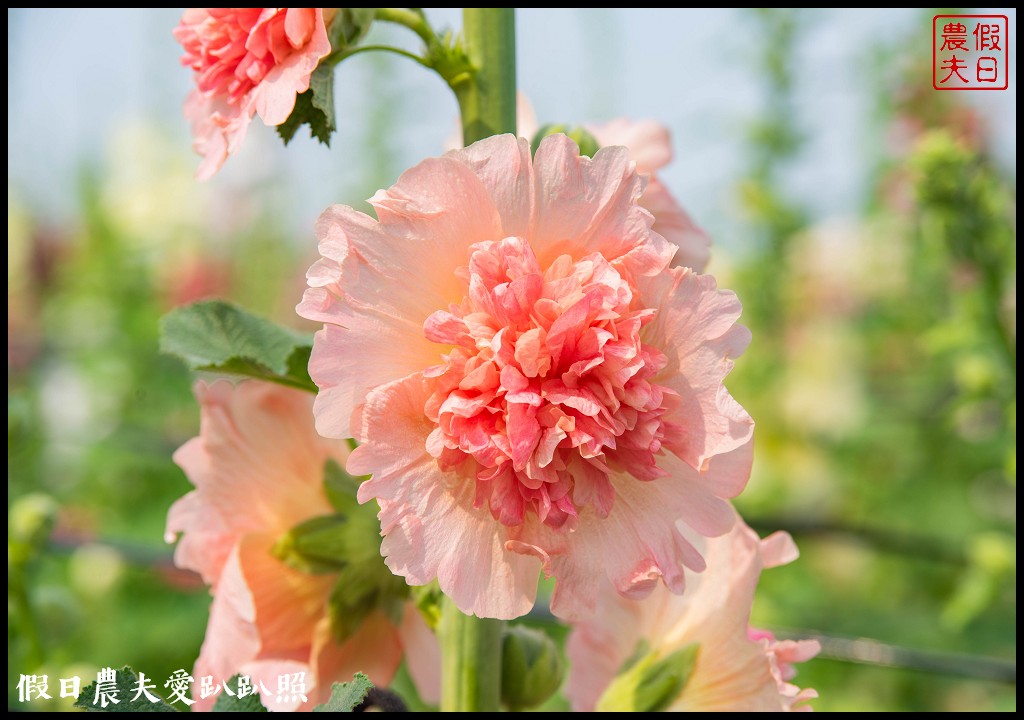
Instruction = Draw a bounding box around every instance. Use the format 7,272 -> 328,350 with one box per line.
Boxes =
455,8 -> 517,143
439,7 -> 517,714
374,7 -> 437,46
441,598 -> 504,712
326,44 -> 432,70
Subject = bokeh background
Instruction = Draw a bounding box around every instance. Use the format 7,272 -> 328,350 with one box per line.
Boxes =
7,7 -> 1016,712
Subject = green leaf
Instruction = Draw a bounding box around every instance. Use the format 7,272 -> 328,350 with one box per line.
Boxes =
211,675 -> 269,712
275,460 -> 408,642
159,300 -> 315,392
596,644 -> 699,713
312,673 -> 373,712
323,458 -> 362,514
330,8 -> 377,49
74,666 -> 177,712
325,469 -> 409,641
277,9 -> 375,146
277,62 -> 336,146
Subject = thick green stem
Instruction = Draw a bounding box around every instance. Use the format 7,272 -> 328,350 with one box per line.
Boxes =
441,599 -> 504,712
455,8 -> 517,143
438,8 -> 516,713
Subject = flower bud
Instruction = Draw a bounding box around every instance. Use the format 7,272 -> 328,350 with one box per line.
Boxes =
596,643 -> 699,712
500,624 -> 564,710
530,124 -> 601,158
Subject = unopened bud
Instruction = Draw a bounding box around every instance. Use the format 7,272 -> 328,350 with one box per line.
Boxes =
501,624 -> 563,710
531,124 -> 601,158
596,643 -> 699,712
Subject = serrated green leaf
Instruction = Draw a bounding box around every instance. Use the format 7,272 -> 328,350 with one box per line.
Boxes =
312,673 -> 373,712
277,62 -> 336,146
74,666 -> 178,712
211,675 -> 269,712
160,300 -> 315,392
277,7 -> 378,147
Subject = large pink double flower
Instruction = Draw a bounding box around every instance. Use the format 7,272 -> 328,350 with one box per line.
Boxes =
298,134 -> 754,620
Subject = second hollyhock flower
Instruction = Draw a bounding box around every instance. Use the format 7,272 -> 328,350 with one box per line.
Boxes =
298,134 -> 754,620
565,513 -> 820,711
174,8 -> 333,180
167,381 -> 438,710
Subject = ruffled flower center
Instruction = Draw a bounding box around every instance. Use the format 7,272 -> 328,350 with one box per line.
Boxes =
176,8 -> 319,106
423,237 -> 677,530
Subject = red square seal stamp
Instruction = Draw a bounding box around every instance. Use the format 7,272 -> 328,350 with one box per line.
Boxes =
933,15 -> 1009,90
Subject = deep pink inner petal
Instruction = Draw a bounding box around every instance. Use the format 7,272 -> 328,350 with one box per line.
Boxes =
177,8 -> 318,108
423,236 -> 680,529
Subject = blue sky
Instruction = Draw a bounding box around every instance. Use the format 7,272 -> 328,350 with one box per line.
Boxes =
7,8 -> 1016,250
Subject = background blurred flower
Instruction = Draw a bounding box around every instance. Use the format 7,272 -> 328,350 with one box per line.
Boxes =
298,134 -> 753,620
587,118 -> 711,273
566,512 -> 819,712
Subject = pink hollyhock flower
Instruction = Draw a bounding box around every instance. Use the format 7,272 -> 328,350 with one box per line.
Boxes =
167,380 -> 438,710
297,134 -> 754,620
587,118 -> 712,273
565,513 -> 819,712
174,8 -> 333,180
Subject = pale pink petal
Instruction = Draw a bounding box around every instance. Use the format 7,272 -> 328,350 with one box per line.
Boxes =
309,613 -> 403,707
191,546 -> 261,711
641,177 -> 712,273
183,90 -> 251,182
531,134 -> 675,278
348,374 -> 541,619
447,134 -> 535,238
249,9 -> 330,125
236,532 -> 335,657
167,381 -> 343,575
761,530 -> 801,569
564,578 -> 643,711
640,267 -> 754,471
297,196 -> 478,438
165,441 -> 235,584
566,516 -> 819,712
587,118 -> 674,173
513,455 -> 735,620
